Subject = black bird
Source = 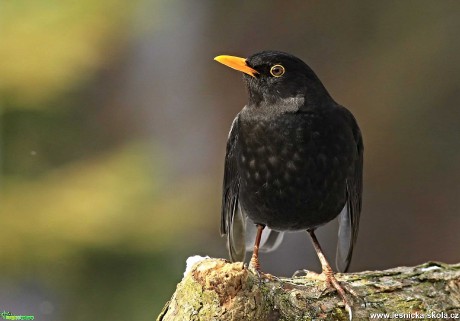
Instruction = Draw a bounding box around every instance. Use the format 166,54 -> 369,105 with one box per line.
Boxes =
215,51 -> 363,316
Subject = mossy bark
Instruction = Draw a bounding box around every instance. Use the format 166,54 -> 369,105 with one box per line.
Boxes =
156,258 -> 460,321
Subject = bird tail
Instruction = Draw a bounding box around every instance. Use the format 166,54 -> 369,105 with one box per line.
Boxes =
244,217 -> 284,254
336,205 -> 353,272
227,204 -> 246,262
227,205 -> 285,262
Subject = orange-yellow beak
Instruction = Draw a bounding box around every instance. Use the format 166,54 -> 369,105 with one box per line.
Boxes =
214,55 -> 258,77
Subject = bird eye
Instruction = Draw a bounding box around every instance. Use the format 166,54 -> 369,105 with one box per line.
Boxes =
270,65 -> 285,77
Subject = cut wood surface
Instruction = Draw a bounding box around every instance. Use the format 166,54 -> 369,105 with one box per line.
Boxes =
157,258 -> 460,321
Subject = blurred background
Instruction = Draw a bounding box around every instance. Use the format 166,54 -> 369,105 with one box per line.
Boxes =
1,1 -> 460,320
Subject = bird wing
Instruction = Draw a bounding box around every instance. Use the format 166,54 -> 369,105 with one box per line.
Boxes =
221,115 -> 246,262
336,112 -> 364,272
221,114 -> 285,262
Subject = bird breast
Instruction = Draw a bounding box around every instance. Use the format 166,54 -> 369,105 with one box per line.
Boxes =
237,109 -> 355,230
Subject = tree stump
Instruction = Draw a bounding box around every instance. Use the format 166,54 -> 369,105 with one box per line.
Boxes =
156,257 -> 460,321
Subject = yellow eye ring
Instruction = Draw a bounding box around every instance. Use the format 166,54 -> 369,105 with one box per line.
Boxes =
270,64 -> 285,77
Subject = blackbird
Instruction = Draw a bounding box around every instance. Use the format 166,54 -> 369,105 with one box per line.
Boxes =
215,51 -> 363,317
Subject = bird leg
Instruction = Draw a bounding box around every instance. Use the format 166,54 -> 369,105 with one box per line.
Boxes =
249,224 -> 265,273
308,229 -> 353,320
248,225 -> 280,282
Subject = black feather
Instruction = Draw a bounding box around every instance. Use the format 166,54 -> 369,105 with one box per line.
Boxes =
221,115 -> 246,261
336,112 -> 364,272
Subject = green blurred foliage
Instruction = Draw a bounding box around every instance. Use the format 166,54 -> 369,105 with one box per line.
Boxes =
0,140 -> 218,315
0,0 -> 136,107
0,0 -> 220,318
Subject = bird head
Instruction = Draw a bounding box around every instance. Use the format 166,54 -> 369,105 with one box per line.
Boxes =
214,51 -> 332,107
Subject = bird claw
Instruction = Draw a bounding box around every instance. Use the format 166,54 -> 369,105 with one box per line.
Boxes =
297,270 -> 355,320
292,269 -> 309,277
263,273 -> 281,282
248,263 -> 262,277
339,280 -> 359,299
248,264 -> 280,283
345,304 -> 353,321
293,269 -> 327,281
324,273 -> 355,321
